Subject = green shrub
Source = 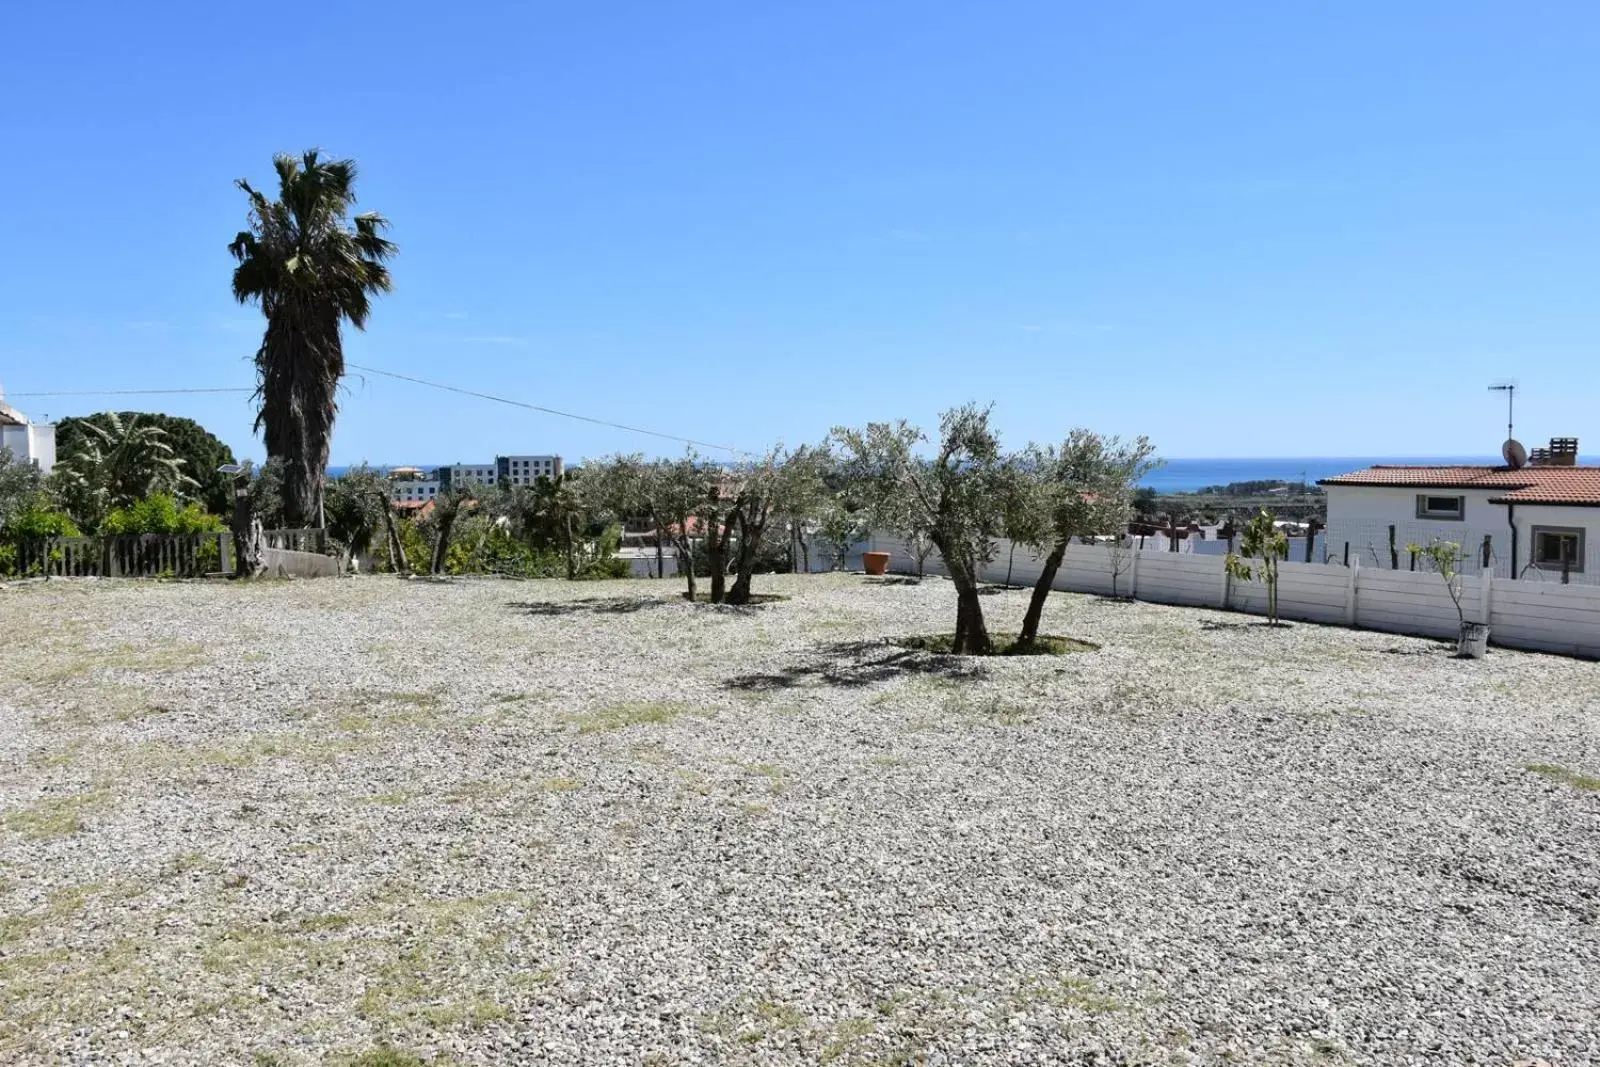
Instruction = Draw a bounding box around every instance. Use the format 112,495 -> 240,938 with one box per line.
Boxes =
7,503 -> 83,540
0,503 -> 82,577
101,494 -> 225,536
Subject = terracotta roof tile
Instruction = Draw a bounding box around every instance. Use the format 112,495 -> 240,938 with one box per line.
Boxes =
1320,465 -> 1600,505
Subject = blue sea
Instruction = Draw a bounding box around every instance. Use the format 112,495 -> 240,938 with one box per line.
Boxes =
1140,457 -> 1510,493
335,456 -> 1594,494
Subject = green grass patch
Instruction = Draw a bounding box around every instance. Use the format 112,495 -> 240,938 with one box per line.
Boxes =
567,700 -> 699,734
342,1048 -> 424,1067
896,633 -> 1098,657
3,790 -> 114,839
1525,763 -> 1600,791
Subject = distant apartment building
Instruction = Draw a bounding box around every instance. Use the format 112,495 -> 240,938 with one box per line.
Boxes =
496,454 -> 563,486
393,454 -> 564,501
0,387 -> 56,476
389,478 -> 440,504
436,463 -> 498,491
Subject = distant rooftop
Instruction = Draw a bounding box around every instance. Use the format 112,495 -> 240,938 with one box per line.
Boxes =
1320,464 -> 1600,506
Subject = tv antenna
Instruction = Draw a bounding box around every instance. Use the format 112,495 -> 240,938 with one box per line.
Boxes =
1488,382 -> 1516,439
1489,382 -> 1525,468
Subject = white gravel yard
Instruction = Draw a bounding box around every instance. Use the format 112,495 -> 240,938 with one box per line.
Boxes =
1,572 -> 1597,1067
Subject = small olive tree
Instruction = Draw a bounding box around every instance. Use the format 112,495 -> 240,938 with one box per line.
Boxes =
833,404 -> 1008,655
1106,533 -> 1134,598
1408,538 -> 1467,628
1225,509 -> 1290,624
1015,430 -> 1157,645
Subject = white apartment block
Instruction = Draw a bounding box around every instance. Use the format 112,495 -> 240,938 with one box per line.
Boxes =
390,479 -> 440,504
496,454 -> 563,486
438,463 -> 498,489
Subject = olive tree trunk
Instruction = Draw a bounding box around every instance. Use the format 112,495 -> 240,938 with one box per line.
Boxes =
705,515 -> 732,603
1018,541 -> 1068,645
430,509 -> 460,575
726,514 -> 770,605
676,535 -> 696,601
935,533 -> 991,655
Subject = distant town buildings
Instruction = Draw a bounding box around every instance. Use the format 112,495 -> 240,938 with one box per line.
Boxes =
0,386 -> 56,476
389,454 -> 564,503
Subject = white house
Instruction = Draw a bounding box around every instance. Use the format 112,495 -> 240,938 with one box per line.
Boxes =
1321,439 -> 1600,582
0,387 -> 56,475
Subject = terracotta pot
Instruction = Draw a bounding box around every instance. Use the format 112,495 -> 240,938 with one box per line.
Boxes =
862,550 -> 891,576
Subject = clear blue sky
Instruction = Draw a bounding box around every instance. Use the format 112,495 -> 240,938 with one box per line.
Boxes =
2,2 -> 1596,464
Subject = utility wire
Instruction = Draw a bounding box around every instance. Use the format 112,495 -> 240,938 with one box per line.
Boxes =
9,364 -> 746,455
6,387 -> 252,397
344,361 -> 745,455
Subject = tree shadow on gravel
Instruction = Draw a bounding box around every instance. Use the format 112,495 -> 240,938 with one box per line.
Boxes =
1199,618 -> 1295,631
509,597 -> 671,617
863,576 -> 922,587
722,639 -> 988,692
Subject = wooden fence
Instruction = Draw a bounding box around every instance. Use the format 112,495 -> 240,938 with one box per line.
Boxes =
8,528 -> 329,579
10,533 -> 230,578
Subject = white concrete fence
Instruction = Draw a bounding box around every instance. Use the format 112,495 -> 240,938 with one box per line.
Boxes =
870,536 -> 1600,659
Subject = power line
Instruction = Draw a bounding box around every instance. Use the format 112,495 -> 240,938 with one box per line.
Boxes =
8,364 -> 746,455
344,361 -> 745,455
5,387 -> 252,398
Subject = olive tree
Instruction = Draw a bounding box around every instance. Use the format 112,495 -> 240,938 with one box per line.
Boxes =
1015,431 -> 1157,645
724,444 -> 830,604
833,404 -> 1008,655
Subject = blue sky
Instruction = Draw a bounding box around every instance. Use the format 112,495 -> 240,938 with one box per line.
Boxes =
2,2 -> 1597,464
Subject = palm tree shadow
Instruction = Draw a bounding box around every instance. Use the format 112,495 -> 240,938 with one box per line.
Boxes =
723,639 -> 987,692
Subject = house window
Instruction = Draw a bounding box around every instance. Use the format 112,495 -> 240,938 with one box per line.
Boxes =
1532,526 -> 1585,573
1416,494 -> 1465,520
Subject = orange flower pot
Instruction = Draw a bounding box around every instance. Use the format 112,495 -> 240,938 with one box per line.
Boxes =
863,550 -> 891,576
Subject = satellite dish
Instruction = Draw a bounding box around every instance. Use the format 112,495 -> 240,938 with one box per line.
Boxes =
1502,438 -> 1527,469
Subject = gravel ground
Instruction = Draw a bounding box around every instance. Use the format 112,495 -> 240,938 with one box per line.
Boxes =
1,572 -> 1597,1066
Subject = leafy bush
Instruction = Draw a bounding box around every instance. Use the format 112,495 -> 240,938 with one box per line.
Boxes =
0,502 -> 83,577
101,494 -> 225,536
374,515 -> 429,574
6,503 -> 83,540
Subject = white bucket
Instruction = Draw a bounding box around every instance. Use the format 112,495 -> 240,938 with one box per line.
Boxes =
1458,621 -> 1490,659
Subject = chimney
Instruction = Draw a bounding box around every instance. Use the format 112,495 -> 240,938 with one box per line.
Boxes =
1530,437 -> 1579,467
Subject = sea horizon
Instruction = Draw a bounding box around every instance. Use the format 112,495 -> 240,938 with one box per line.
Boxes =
327,454 -> 1595,495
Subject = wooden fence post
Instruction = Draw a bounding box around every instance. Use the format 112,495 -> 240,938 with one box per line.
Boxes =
1388,525 -> 1398,569
1129,541 -> 1141,600
1345,556 -> 1361,626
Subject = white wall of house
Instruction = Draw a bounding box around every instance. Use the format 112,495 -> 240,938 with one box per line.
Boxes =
0,421 -> 56,475
1324,484 -> 1600,581
1504,503 -> 1600,580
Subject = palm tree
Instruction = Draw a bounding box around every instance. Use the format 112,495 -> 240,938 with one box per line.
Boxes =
229,150 -> 396,528
52,413 -> 195,531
